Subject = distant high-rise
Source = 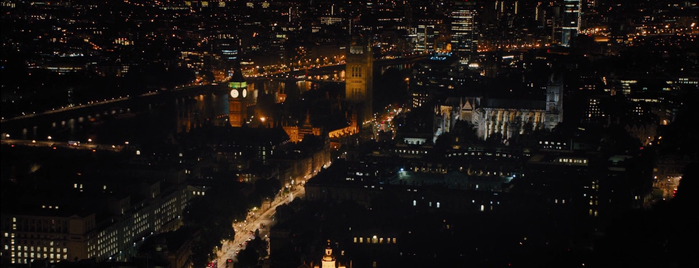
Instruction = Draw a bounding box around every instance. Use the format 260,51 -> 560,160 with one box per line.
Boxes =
451,0 -> 478,65
416,24 -> 437,53
561,0 -> 581,47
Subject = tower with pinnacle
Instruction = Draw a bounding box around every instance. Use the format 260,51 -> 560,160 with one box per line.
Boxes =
545,72 -> 564,129
312,240 -> 347,268
228,64 -> 249,127
345,35 -> 373,125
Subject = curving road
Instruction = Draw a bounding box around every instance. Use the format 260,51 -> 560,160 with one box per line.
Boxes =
214,185 -> 305,267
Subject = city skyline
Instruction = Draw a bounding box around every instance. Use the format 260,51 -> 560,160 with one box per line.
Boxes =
1,1 -> 698,268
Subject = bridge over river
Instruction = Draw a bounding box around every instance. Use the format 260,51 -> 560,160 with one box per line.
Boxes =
0,55 -> 427,142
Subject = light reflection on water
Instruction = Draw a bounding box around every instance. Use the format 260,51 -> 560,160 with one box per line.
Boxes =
44,80 -> 312,143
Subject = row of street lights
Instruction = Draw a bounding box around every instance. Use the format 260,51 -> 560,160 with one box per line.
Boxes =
3,134 -> 134,150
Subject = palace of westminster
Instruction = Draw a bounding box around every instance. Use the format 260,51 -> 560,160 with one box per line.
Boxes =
221,38 -> 563,146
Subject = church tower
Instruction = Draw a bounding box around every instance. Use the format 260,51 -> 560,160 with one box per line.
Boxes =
545,73 -> 564,129
313,240 -> 347,268
345,36 -> 373,125
320,244 -> 336,268
228,65 -> 249,127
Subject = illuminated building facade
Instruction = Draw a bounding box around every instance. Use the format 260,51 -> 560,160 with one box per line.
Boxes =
0,180 -> 189,265
434,74 -> 564,142
0,212 -> 94,265
283,112 -> 322,144
471,99 -> 548,142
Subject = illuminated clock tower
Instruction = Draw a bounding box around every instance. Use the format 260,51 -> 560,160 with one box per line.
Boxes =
228,67 -> 248,127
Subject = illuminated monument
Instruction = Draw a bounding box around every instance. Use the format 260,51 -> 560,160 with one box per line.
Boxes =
228,66 -> 249,127
345,36 -> 373,125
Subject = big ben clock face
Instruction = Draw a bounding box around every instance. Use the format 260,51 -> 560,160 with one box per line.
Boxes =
230,89 -> 239,98
242,89 -> 247,98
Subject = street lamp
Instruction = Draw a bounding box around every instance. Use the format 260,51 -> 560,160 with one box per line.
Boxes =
47,136 -> 52,140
